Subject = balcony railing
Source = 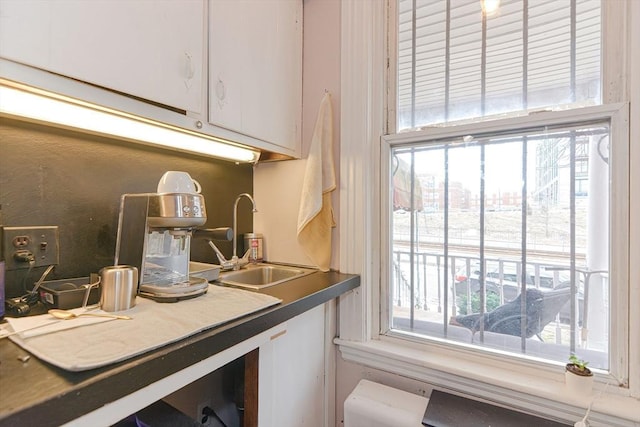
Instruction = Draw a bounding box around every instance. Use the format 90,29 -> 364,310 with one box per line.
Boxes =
390,249 -> 609,369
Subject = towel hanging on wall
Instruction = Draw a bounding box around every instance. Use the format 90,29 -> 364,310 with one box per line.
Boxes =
296,92 -> 336,271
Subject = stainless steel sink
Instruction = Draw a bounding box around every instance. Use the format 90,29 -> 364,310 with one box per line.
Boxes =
216,263 -> 315,289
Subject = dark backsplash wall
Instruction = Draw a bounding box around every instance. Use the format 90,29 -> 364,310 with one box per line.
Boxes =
0,118 -> 253,297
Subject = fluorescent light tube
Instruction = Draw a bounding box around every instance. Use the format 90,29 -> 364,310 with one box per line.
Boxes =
0,81 -> 260,163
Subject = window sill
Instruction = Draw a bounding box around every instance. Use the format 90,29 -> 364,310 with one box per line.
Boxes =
335,336 -> 640,426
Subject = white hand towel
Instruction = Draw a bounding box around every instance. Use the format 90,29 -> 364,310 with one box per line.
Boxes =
297,93 -> 336,271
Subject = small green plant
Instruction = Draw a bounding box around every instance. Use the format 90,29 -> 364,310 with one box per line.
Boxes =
568,354 -> 588,371
457,291 -> 501,315
567,354 -> 592,376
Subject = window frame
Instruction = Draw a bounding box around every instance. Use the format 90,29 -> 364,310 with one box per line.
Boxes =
381,103 -> 629,383
336,0 -> 640,423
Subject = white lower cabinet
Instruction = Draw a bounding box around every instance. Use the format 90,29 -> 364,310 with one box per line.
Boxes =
258,304 -> 327,426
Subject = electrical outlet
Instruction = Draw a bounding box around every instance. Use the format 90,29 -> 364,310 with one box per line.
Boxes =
197,400 -> 212,427
2,226 -> 59,270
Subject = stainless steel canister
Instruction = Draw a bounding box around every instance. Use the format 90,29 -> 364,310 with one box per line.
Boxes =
99,265 -> 138,312
243,233 -> 263,263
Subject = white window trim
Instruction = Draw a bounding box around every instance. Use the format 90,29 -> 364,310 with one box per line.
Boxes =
381,103 -> 629,379
336,0 -> 640,424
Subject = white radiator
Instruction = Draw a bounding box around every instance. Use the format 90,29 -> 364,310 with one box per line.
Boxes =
344,379 -> 429,427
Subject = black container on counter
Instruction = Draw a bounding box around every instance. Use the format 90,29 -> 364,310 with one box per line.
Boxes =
39,277 -> 101,309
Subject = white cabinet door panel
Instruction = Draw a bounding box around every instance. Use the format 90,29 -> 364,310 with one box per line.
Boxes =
259,304 -> 326,426
0,0 -> 204,113
209,0 -> 302,152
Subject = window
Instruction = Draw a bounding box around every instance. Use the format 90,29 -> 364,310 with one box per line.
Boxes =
385,0 -> 629,382
388,118 -> 615,369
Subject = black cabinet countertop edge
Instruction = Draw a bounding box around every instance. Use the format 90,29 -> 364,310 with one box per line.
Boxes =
0,270 -> 360,426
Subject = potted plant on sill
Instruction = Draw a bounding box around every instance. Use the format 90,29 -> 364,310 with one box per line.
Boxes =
565,354 -> 594,395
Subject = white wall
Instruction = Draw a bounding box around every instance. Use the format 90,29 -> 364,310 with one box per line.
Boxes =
253,0 -> 341,270
259,0 -> 639,424
334,1 -> 640,426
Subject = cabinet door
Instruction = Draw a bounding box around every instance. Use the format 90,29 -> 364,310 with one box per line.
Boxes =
259,304 -> 326,426
209,0 -> 302,152
0,0 -> 204,113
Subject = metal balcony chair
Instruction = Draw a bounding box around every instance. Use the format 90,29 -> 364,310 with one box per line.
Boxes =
450,287 -> 572,340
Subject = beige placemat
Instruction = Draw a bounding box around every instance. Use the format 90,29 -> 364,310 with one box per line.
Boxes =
5,285 -> 281,371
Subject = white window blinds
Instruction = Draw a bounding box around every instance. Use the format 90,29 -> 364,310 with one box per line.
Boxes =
397,0 -> 601,131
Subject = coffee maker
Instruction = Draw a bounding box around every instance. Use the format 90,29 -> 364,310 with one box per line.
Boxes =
114,193 -> 209,302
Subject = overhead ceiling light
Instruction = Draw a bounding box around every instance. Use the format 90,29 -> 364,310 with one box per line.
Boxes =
0,79 -> 260,164
481,0 -> 501,16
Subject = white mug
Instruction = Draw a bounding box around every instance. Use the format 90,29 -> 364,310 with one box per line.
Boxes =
157,171 -> 202,194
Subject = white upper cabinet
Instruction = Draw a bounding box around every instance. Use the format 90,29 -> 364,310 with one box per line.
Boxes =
0,0 -> 204,114
0,0 -> 303,158
209,0 -> 302,154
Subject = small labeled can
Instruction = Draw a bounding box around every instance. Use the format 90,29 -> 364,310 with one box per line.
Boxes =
244,233 -> 263,263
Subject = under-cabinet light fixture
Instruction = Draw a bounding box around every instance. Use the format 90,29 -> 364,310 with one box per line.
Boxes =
0,80 -> 260,164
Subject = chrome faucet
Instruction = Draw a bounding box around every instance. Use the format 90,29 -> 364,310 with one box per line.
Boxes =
232,193 -> 258,267
204,193 -> 258,271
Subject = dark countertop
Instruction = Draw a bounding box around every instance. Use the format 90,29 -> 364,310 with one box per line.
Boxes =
0,270 -> 360,427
